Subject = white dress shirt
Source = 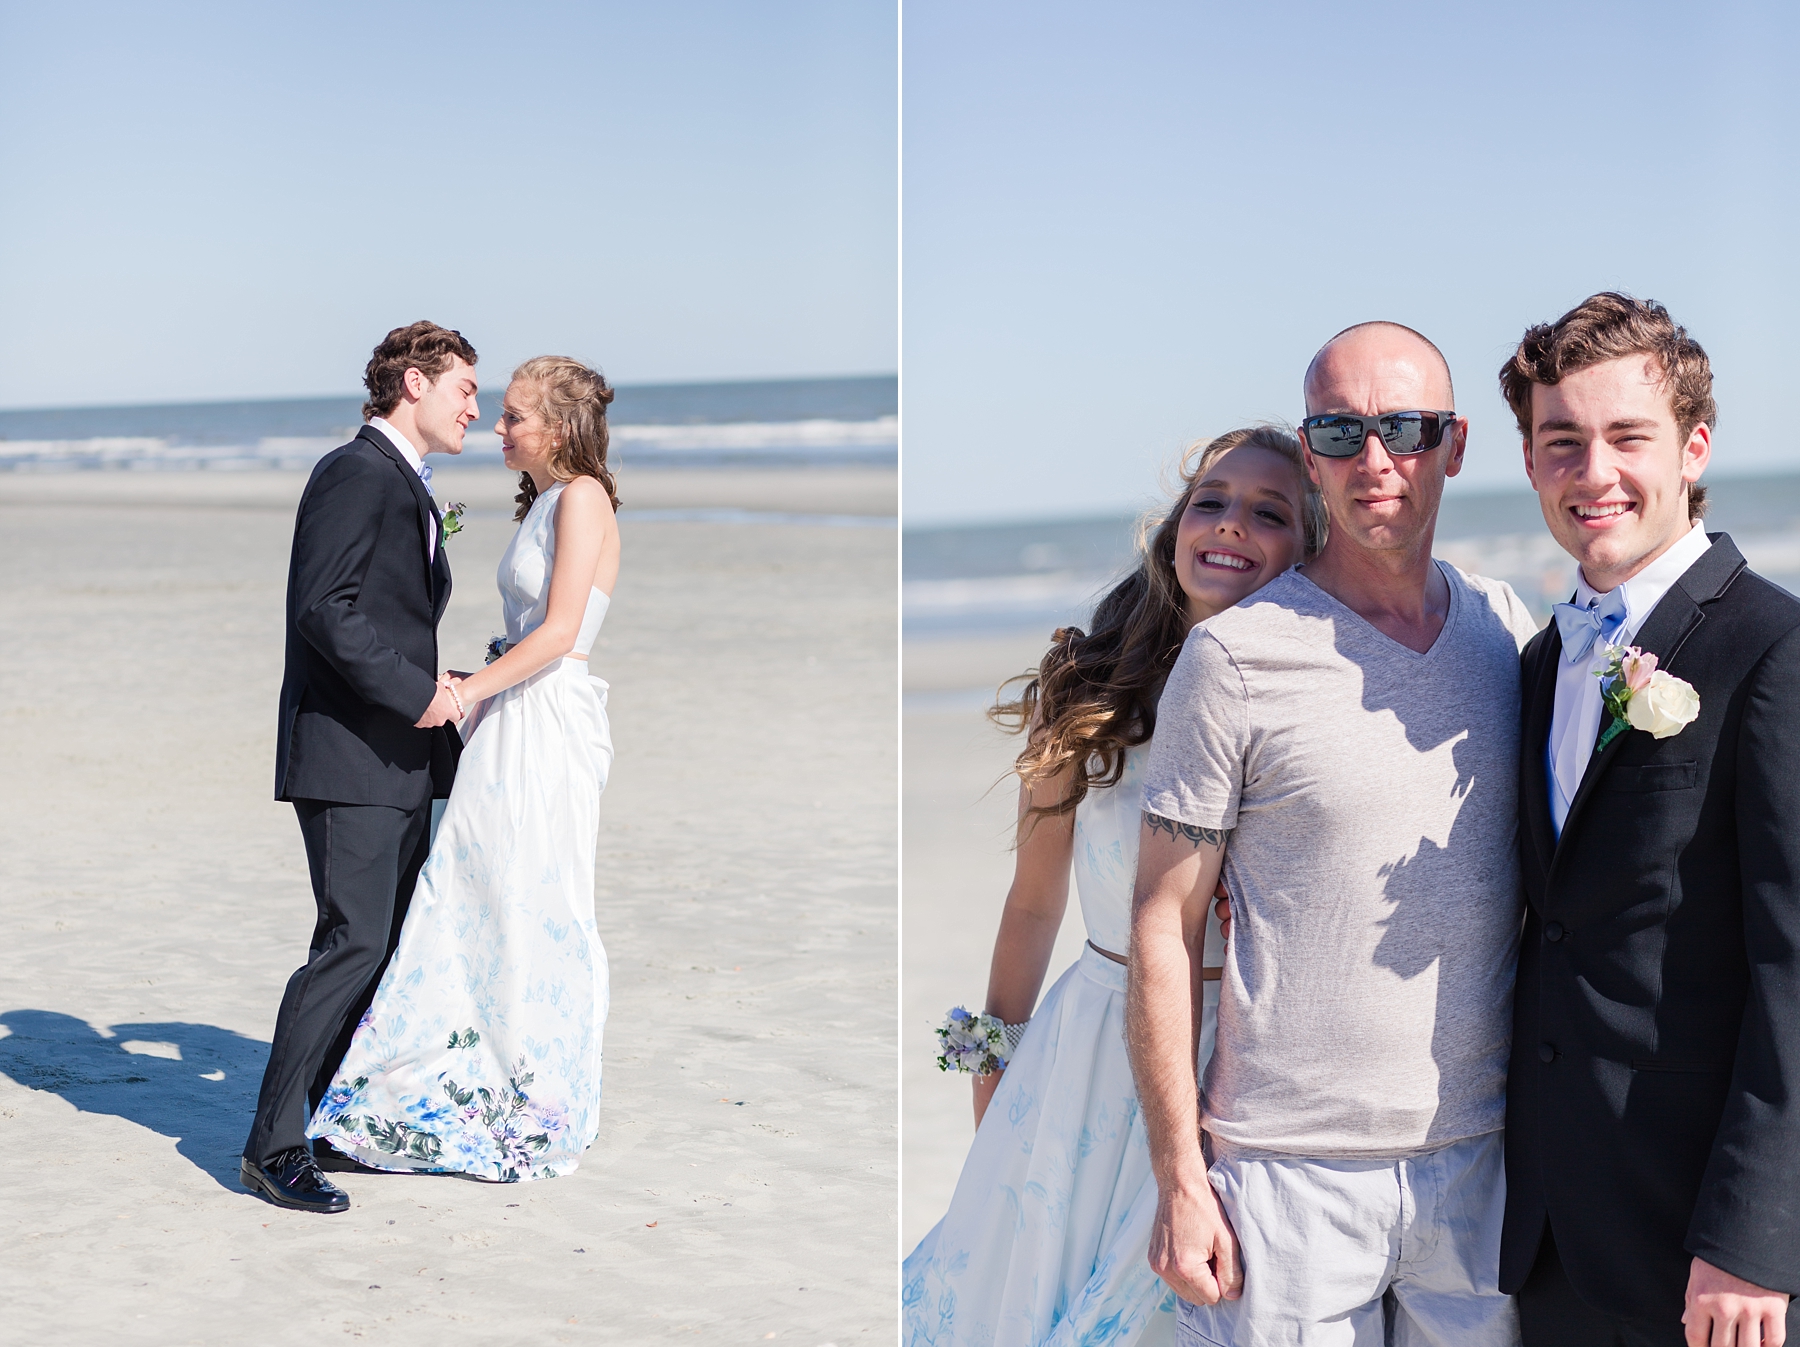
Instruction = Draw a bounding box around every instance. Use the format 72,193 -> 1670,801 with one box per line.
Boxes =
367,417 -> 436,561
1548,521 -> 1712,833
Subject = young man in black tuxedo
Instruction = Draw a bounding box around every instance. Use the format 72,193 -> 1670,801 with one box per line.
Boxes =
1500,293 -> 1800,1344
241,322 -> 479,1212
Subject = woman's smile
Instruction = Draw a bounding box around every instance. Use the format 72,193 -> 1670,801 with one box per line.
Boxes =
1198,549 -> 1257,572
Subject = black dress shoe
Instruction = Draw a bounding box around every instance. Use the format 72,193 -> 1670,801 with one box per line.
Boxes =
240,1148 -> 350,1213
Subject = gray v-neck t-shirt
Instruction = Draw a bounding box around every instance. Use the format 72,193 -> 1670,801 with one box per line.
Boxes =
1143,563 -> 1539,1158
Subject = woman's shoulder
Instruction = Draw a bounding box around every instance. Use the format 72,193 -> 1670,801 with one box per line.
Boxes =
554,474 -> 616,516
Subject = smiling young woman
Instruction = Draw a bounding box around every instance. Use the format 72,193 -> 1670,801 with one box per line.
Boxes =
498,355 -> 623,523
902,426 -> 1324,1347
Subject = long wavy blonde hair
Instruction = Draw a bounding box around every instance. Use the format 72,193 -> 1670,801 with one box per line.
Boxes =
509,355 -> 622,522
993,426 -> 1325,822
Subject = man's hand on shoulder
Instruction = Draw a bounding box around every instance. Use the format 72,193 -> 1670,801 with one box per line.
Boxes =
1684,1257 -> 1789,1347
1148,1167 -> 1242,1306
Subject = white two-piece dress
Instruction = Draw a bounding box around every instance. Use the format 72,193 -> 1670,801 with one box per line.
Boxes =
903,745 -> 1223,1347
309,481 -> 614,1182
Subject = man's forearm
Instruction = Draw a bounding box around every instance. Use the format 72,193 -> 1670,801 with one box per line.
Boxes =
297,600 -> 439,720
1128,908 -> 1206,1188
1130,811 -> 1244,1306
1127,813 -> 1228,1190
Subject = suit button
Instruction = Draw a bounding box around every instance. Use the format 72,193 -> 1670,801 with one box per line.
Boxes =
1538,1043 -> 1556,1063
1545,921 -> 1565,942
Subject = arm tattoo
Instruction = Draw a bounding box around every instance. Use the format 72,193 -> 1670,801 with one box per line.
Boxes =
1143,811 -> 1230,849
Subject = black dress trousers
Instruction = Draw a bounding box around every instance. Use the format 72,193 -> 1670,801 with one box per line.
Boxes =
243,798 -> 430,1164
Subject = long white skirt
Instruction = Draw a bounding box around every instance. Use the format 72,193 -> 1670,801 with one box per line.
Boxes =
307,657 -> 612,1181
903,944 -> 1192,1346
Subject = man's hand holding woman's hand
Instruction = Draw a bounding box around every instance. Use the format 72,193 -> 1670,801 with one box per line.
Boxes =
1148,1165 -> 1243,1306
438,672 -> 472,724
414,674 -> 467,729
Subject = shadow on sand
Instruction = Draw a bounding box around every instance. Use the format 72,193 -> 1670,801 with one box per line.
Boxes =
0,1008 -> 267,1192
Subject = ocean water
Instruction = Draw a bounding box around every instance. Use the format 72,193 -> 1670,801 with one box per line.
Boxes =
904,472 -> 1800,637
0,374 -> 896,472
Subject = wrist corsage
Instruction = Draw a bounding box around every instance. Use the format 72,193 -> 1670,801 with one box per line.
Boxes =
935,1006 -> 1028,1075
1595,644 -> 1700,750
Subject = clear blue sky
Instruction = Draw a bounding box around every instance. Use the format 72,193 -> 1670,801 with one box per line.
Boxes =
903,0 -> 1800,524
0,0 -> 896,409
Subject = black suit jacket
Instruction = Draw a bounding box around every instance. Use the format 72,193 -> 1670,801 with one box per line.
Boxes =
1501,534 -> 1800,1320
273,427 -> 461,809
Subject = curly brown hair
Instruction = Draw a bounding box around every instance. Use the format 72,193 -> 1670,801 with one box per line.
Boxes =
361,321 -> 478,421
1499,292 -> 1715,520
506,356 -> 622,522
992,426 -> 1324,823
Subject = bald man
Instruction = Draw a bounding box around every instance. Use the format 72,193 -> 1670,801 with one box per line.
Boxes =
1127,323 -> 1539,1345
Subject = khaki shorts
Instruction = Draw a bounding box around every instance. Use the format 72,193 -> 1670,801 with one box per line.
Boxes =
1178,1131 -> 1519,1347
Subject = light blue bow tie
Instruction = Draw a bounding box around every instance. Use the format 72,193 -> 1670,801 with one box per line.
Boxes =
418,463 -> 433,492
1553,586 -> 1628,662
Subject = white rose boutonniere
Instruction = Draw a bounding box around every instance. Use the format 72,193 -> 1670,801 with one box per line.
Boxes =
1596,644 -> 1701,750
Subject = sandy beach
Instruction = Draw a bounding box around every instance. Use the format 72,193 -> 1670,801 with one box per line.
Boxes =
899,630 -> 1089,1252
0,462 -> 897,1343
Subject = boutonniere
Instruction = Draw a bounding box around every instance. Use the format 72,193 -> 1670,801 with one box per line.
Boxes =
439,502 -> 467,546
1595,644 -> 1700,750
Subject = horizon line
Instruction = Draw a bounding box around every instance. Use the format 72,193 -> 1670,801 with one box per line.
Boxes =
0,370 -> 898,418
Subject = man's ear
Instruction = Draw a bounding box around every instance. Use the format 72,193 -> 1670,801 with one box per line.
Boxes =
1443,417 -> 1468,480
1680,421 -> 1712,485
402,366 -> 429,402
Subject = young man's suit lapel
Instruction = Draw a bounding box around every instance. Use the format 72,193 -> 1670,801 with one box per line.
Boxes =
430,537 -> 453,622
1531,536 -> 1746,869
1519,629 -> 1560,880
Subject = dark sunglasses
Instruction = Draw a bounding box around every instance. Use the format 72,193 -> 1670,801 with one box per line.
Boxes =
1299,410 -> 1458,459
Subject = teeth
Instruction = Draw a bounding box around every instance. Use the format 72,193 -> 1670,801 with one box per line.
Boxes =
1574,503 -> 1632,518
1203,552 -> 1254,571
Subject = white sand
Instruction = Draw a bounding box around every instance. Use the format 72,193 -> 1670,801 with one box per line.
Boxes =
899,631 -> 1089,1253
0,463 -> 896,1343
